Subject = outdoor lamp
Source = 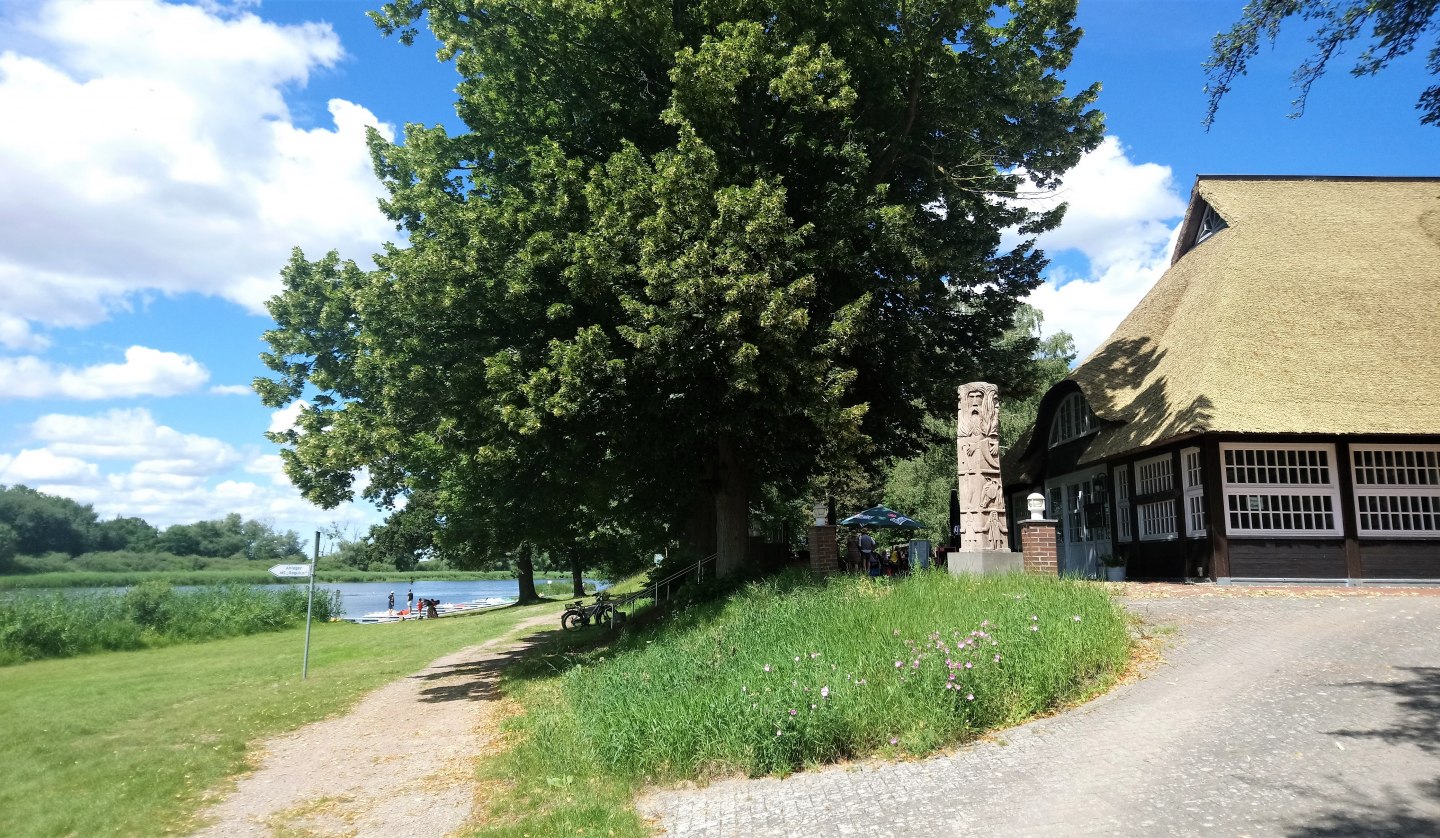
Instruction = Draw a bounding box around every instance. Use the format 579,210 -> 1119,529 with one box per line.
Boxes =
1026,492 -> 1046,520
811,501 -> 828,526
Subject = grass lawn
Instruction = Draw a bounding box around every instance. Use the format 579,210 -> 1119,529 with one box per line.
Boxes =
0,598 -> 568,837
470,570 -> 1132,837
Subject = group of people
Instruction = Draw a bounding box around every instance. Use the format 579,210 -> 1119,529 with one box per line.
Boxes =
844,528 -> 910,577
386,588 -> 440,619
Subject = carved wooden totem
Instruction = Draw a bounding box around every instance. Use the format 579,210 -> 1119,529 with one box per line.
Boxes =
956,382 -> 1008,550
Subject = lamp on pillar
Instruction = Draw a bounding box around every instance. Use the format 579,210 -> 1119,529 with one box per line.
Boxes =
1027,492 -> 1046,521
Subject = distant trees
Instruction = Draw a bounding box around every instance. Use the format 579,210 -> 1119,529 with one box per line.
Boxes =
0,485 -> 304,564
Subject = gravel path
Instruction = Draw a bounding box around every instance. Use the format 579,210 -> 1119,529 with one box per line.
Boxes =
189,610 -> 559,838
638,586 -> 1440,837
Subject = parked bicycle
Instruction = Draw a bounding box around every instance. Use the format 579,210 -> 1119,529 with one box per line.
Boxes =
561,591 -> 623,630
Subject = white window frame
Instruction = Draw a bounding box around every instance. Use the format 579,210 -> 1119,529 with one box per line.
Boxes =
1048,392 -> 1098,448
1350,444 -> 1440,538
1113,467 -> 1132,543
1220,442 -> 1342,538
1181,446 -> 1206,537
1135,453 -> 1174,496
1134,453 -> 1178,540
1137,499 -> 1177,541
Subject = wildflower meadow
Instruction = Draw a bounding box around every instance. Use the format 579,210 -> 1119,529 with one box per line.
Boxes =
517,569 -> 1130,782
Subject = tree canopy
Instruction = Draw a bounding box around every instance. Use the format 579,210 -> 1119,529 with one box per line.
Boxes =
1205,0 -> 1440,127
258,0 -> 1103,576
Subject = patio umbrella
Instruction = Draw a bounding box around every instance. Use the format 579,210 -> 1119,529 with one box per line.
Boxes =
839,505 -> 928,529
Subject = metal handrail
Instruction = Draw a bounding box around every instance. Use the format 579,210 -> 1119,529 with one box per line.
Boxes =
584,552 -> 719,628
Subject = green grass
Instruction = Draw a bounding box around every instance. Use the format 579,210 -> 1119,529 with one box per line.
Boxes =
0,582 -> 346,665
473,570 -> 1130,836
0,598 -> 568,838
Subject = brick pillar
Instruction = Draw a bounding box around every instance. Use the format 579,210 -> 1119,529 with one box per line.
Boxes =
809,524 -> 839,575
1019,519 -> 1059,576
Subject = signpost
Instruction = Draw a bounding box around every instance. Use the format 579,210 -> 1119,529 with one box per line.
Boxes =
302,531 -> 318,679
268,563 -> 312,578
269,536 -> 320,679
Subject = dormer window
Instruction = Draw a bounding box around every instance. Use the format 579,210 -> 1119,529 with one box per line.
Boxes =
1193,203 -> 1228,246
1049,392 -> 1098,448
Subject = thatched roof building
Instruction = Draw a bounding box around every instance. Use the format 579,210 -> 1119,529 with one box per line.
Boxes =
1005,176 -> 1440,583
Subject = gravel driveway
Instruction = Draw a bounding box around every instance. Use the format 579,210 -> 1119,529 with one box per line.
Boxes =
638,589 -> 1440,837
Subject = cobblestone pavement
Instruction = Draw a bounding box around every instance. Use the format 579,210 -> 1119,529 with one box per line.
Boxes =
638,591 -> 1440,837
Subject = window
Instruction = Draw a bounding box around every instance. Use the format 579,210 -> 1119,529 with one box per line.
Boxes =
1194,203 -> 1228,246
1351,445 -> 1440,536
1136,454 -> 1174,496
1220,443 -> 1342,537
1182,446 -> 1206,537
1048,392 -> 1099,448
1135,453 -> 1178,539
1114,467 -> 1132,543
1138,500 -> 1177,540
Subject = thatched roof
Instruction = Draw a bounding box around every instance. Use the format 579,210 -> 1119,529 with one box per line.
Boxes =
1007,175 -> 1440,483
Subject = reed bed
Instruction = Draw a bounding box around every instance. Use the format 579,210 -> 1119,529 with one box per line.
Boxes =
0,581 -> 344,665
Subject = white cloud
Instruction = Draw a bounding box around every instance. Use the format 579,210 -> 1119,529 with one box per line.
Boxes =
210,384 -> 254,396
1021,136 -> 1188,359
0,0 -> 394,337
0,448 -> 101,485
0,346 -> 209,399
267,400 -> 309,434
30,407 -> 240,470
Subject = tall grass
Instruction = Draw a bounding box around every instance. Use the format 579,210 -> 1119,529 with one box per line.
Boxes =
0,582 -> 344,665
573,571 -> 1128,776
476,571 -> 1130,835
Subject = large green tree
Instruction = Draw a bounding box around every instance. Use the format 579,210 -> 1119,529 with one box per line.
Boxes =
1205,0 -> 1440,127
258,0 -> 1102,577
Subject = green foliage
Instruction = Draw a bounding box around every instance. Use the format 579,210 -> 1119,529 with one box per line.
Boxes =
0,583 -> 343,665
0,484 -> 99,556
1205,0 -> 1440,127
260,0 -> 1105,579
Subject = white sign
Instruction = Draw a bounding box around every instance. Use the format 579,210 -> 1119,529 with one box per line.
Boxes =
269,563 -> 313,578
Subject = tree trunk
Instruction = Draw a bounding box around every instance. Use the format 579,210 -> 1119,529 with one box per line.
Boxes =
570,547 -> 585,598
515,543 -> 540,604
713,438 -> 751,578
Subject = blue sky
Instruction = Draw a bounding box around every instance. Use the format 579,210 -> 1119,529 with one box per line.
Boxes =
0,0 -> 1434,537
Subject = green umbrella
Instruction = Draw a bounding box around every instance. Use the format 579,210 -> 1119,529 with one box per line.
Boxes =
839,505 -> 927,529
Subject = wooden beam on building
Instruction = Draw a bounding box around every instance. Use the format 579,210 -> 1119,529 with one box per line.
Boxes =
1202,438 -> 1230,580
1334,439 -> 1362,580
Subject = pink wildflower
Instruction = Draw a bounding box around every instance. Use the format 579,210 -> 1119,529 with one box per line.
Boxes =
890,737 -> 898,745
763,664 -> 771,672
790,709 -> 798,716
1073,615 -> 1082,622
965,661 -> 973,669
994,654 -> 1002,662
966,693 -> 974,701
1029,625 -> 1039,632
821,686 -> 830,698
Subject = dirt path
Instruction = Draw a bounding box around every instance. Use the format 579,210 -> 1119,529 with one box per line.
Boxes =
189,610 -> 560,838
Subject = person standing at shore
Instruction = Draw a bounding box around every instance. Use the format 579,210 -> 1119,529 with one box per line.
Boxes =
388,591 -> 395,613
406,589 -> 413,613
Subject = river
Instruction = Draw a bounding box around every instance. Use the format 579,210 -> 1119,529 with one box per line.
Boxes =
8,578 -> 609,620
